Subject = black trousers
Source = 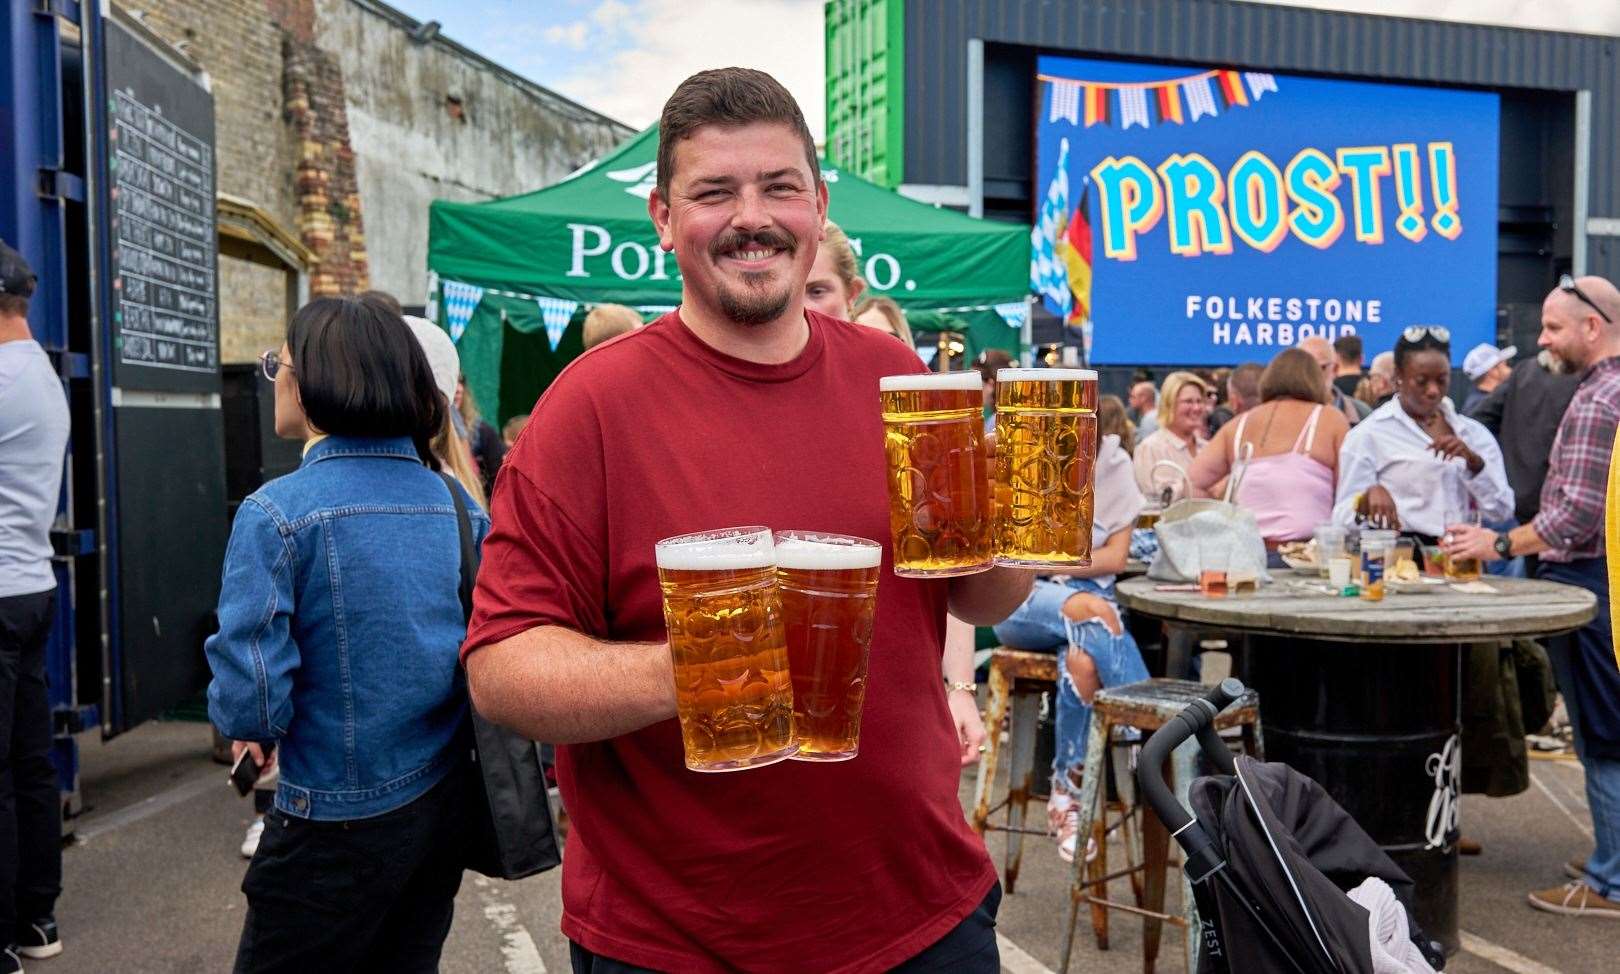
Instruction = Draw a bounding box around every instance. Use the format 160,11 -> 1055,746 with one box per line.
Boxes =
233,762 -> 467,974
0,589 -> 62,939
570,881 -> 1002,973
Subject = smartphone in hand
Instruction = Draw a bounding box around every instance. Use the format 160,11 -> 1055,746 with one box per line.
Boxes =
229,744 -> 273,796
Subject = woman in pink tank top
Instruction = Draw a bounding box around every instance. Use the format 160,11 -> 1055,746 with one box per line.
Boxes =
1188,349 -> 1352,543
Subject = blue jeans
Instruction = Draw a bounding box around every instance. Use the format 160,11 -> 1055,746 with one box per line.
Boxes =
1538,557 -> 1620,901
993,578 -> 1151,796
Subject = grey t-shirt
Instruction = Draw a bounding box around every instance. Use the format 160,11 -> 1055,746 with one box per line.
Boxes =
0,339 -> 71,597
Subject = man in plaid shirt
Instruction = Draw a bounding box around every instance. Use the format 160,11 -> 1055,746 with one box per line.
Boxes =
1449,274 -> 1620,918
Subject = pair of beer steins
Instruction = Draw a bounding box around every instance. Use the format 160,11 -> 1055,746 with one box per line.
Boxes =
655,526 -> 881,773
878,368 -> 1100,577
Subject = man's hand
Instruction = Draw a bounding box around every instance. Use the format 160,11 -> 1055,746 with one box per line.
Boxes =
1443,523 -> 1499,563
1430,434 -> 1484,475
1360,484 -> 1402,529
947,691 -> 986,766
231,740 -> 276,780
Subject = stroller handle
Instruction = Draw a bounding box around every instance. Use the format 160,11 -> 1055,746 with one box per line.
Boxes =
1136,678 -> 1246,882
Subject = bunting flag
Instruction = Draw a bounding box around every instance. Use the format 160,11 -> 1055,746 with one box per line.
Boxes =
1156,84 -> 1184,124
994,300 -> 1030,331
1217,70 -> 1249,108
1049,80 -> 1081,125
535,296 -> 578,351
1030,138 -> 1072,318
440,279 -> 484,343
1119,87 -> 1150,130
1245,72 -> 1278,101
1058,184 -> 1094,325
1083,85 -> 1109,127
1039,68 -> 1279,131
916,346 -> 939,366
1183,75 -> 1220,122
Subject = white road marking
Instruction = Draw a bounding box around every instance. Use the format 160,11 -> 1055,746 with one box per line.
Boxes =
72,772 -> 220,843
1531,771 -> 1594,839
472,876 -> 546,974
997,933 -> 1056,974
1460,930 -> 1567,974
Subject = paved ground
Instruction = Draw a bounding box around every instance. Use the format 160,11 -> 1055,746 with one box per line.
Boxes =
35,719 -> 1610,973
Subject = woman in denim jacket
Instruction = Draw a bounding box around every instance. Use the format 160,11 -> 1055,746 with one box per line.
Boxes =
992,429 -> 1149,864
206,297 -> 489,973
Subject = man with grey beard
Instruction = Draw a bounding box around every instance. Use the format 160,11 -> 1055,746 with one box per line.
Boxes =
1447,274 -> 1620,919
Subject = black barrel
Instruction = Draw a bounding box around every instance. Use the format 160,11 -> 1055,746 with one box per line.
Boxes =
1242,636 -> 1462,955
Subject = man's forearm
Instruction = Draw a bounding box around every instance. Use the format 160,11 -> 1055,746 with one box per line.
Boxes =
947,566 -> 1036,626
466,626 -> 676,744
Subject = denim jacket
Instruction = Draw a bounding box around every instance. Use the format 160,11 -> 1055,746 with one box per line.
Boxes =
206,436 -> 489,820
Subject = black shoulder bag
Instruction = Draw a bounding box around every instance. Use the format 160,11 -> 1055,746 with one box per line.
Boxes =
441,473 -> 562,880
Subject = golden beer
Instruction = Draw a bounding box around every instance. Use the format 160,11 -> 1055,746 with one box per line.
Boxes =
880,373 -> 994,577
993,368 -> 1098,569
774,532 -> 881,762
655,527 -> 797,772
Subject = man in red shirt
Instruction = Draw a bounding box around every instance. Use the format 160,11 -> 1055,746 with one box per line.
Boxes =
463,69 -> 1034,972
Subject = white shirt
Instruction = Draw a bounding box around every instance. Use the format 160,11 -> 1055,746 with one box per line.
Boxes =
1094,433 -> 1144,540
1332,397 -> 1512,537
0,339 -> 71,597
1133,426 -> 1205,503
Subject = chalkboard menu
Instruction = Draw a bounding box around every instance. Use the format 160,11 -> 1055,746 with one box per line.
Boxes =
106,21 -> 218,392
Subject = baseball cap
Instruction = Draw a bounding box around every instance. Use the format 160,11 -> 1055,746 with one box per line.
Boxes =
401,314 -> 460,405
1463,343 -> 1516,380
0,240 -> 37,299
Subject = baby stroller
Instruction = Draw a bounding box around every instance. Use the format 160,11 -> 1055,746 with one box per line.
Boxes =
1139,680 -> 1448,974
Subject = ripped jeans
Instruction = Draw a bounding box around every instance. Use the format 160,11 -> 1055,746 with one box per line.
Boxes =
992,577 -> 1151,797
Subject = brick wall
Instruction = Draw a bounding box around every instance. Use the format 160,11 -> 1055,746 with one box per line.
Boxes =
283,34 -> 368,295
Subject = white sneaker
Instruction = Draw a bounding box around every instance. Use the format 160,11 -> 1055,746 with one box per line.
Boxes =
241,817 -> 265,859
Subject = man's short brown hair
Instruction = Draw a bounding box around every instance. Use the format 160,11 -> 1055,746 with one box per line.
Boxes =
656,68 -> 819,201
1228,362 -> 1264,406
1333,333 -> 1363,366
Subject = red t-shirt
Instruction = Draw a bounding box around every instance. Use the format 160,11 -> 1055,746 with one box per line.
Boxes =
464,309 -> 996,973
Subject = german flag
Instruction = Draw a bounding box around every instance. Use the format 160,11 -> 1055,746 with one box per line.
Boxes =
1217,70 -> 1249,108
1156,84 -> 1183,124
1058,187 -> 1094,323
1083,85 -> 1109,127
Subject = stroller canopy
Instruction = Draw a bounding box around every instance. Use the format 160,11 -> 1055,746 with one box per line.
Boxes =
1189,756 -> 1435,974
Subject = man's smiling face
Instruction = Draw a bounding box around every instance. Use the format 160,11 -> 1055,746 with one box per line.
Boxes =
652,122 -> 826,327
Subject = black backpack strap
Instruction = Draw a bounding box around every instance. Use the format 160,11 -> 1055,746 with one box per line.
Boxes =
439,472 -> 477,624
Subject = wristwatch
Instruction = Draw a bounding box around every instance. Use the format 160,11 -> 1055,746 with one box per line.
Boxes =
1493,533 -> 1513,560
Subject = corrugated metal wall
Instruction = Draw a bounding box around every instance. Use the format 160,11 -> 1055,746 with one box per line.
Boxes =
905,0 -> 1620,280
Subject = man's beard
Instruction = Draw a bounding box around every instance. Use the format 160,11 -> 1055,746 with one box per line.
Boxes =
1542,346 -> 1583,375
717,274 -> 792,326
710,229 -> 796,326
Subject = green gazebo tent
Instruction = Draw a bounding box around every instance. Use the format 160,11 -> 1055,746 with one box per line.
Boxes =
428,126 -> 1031,423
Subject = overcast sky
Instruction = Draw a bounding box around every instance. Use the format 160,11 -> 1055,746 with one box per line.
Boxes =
389,0 -> 826,139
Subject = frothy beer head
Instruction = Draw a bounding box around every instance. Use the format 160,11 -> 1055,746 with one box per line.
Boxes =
995,368 -> 1099,383
655,526 -> 775,571
774,533 -> 882,570
879,372 -> 983,393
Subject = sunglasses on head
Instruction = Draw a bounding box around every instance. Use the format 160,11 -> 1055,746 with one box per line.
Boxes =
1559,274 -> 1613,324
1401,325 -> 1450,343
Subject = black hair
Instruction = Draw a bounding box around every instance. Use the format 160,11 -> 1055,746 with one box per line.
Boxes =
1393,330 -> 1450,372
285,297 -> 443,469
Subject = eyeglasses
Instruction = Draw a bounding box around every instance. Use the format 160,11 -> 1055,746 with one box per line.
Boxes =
1559,274 -> 1613,324
1401,325 -> 1451,343
259,349 -> 293,381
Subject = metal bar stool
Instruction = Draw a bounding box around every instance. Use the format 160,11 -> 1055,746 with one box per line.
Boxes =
971,648 -> 1055,893
1057,678 -> 1262,974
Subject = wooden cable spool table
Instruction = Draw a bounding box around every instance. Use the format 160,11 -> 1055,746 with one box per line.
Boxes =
1115,570 -> 1595,954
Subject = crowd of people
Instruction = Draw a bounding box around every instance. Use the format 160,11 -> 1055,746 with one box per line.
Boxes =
1103,279 -> 1620,920
4,63 -> 1620,974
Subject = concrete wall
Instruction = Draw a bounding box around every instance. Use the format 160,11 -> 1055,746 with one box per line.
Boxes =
315,0 -> 630,306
